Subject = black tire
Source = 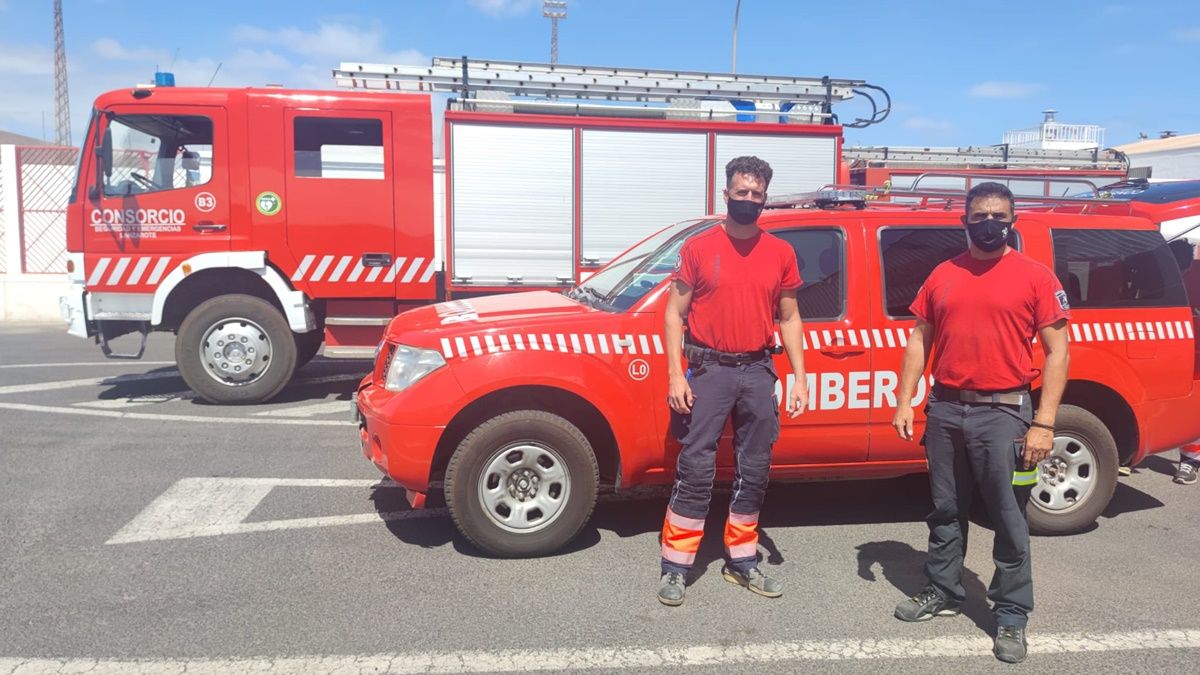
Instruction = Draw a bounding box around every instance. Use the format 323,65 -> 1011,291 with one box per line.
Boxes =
175,294 -> 297,405
1027,404 -> 1119,535
444,410 -> 599,557
294,329 -> 324,369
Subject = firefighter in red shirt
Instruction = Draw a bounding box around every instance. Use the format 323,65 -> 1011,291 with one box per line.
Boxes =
892,182 -> 1070,664
657,156 -> 809,606
1170,239 -> 1200,485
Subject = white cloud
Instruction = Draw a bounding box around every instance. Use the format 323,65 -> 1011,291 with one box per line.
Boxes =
92,37 -> 167,63
967,81 -> 1045,99
1172,27 -> 1200,42
228,48 -> 292,72
468,0 -> 540,17
231,21 -> 425,65
0,43 -> 54,76
903,116 -> 955,133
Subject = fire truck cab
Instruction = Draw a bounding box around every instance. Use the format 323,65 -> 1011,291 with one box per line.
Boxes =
59,58 -> 884,404
356,188 -> 1200,557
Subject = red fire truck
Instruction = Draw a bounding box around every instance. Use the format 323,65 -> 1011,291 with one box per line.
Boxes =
58,57 -> 889,404
354,187 -> 1200,556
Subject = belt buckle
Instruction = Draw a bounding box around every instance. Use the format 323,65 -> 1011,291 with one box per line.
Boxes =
717,353 -> 737,366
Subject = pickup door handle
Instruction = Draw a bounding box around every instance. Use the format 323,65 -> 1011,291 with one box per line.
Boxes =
361,253 -> 393,267
192,222 -> 227,232
819,344 -> 866,357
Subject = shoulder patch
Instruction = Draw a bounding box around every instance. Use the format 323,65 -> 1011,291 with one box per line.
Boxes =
673,255 -> 682,273
1055,289 -> 1070,311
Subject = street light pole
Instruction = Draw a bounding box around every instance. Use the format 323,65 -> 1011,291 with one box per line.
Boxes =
732,0 -> 741,74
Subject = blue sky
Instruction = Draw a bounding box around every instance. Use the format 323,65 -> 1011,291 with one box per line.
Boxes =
0,0 -> 1196,148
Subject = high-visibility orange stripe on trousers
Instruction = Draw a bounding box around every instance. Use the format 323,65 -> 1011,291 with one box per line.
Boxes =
1183,443 -> 1200,461
725,511 -> 760,560
661,507 -> 705,567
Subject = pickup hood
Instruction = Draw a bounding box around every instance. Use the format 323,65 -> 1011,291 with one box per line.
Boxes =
383,291 -> 596,343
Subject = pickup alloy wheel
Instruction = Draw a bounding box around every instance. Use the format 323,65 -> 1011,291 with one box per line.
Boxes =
445,410 -> 599,557
176,294 -> 297,405
1026,404 -> 1119,535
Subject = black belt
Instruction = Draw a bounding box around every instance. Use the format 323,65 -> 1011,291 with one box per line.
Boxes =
684,342 -> 771,366
932,383 -> 1029,406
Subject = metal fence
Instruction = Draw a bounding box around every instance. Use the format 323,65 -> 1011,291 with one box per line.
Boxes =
16,146 -> 78,274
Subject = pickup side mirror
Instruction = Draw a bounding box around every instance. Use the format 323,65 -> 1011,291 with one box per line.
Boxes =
90,125 -> 113,201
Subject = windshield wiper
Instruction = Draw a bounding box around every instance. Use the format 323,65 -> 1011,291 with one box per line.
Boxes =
570,285 -> 610,309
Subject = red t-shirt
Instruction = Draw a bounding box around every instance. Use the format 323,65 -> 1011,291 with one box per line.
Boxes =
673,226 -> 802,353
910,250 -> 1069,391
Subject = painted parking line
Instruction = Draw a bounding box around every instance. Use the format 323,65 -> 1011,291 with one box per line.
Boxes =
0,401 -> 355,427
0,361 -> 176,369
1,628 -> 1199,672
0,371 -> 180,395
252,400 -> 350,418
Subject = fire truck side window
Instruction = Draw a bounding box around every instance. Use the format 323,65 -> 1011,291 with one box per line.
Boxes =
101,114 -> 213,196
293,117 -> 384,180
774,228 -> 845,321
879,227 -> 969,318
1051,229 -> 1188,308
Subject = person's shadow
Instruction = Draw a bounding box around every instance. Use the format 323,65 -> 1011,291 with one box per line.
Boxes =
855,540 -> 994,634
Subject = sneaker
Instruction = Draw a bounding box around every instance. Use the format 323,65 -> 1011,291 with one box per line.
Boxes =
893,586 -> 961,622
721,565 -> 782,598
993,625 -> 1028,663
657,572 -> 686,606
1175,462 -> 1198,485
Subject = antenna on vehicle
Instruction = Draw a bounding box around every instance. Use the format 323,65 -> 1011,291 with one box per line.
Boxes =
207,62 -> 222,87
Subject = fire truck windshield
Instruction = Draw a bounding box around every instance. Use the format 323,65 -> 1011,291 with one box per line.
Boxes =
570,219 -> 717,312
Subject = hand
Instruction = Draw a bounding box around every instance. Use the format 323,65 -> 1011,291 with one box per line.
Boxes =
787,383 -> 809,418
667,373 -> 694,414
893,404 -> 915,441
1022,426 -> 1055,469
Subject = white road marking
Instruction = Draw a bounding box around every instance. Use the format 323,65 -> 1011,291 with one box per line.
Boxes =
252,400 -> 349,418
0,361 -> 176,369
0,401 -> 354,426
0,371 -> 180,395
107,477 -> 433,545
2,628 -> 1199,672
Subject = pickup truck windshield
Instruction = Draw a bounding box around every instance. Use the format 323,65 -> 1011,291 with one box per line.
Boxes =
569,219 -> 717,312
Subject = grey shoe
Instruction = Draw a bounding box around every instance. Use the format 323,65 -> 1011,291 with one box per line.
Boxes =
993,626 -> 1028,663
657,572 -> 686,606
721,565 -> 782,598
1175,461 -> 1198,485
894,586 -> 961,622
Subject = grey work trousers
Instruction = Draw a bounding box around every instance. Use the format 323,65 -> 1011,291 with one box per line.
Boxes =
923,389 -> 1034,628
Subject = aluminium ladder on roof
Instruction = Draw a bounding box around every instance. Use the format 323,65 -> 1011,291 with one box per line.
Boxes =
844,145 -> 1128,171
332,56 -> 865,106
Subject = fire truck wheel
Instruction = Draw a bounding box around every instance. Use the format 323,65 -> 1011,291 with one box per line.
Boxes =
1026,404 -> 1119,536
175,294 -> 298,405
294,329 -> 324,369
444,410 -> 599,557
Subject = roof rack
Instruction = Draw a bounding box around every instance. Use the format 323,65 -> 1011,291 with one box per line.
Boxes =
844,144 -> 1128,171
765,183 -> 1129,211
333,56 -> 891,127
907,172 -> 1110,194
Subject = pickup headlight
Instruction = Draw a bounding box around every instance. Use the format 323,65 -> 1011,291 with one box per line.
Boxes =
384,344 -> 446,392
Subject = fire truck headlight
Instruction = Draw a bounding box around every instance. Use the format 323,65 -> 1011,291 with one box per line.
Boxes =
384,345 -> 446,392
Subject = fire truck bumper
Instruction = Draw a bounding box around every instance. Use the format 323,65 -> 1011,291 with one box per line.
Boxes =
59,282 -> 89,339
354,386 -> 445,506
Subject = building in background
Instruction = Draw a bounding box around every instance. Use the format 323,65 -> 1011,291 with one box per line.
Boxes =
1113,132 -> 1200,181
1003,109 -> 1103,151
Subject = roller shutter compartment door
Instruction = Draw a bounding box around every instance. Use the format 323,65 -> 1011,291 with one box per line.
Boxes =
712,134 -> 837,206
450,124 -> 574,285
580,129 -> 708,265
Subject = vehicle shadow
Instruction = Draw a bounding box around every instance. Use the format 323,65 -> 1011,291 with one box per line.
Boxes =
1134,453 -> 1180,479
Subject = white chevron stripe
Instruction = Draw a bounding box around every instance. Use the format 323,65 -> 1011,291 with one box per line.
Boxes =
638,335 -> 650,354
440,338 -> 453,358
310,255 -> 335,283
556,334 -> 568,352
809,331 -> 820,350
401,257 -> 425,283
327,256 -> 353,283
872,329 -> 884,348
1082,324 -> 1093,342
384,258 -> 407,283
598,334 -> 609,354
1071,324 -> 1082,341
87,258 -> 111,286
347,260 -> 367,283
454,337 -> 468,358
1156,322 -> 1166,340
106,257 -> 131,286
527,334 -> 541,350
126,257 -> 151,286
469,336 -> 482,356
884,329 -> 896,348
484,335 -> 498,353
542,334 -> 554,351
847,330 -> 857,347
291,255 -> 315,281
1115,323 -> 1125,340
147,257 -> 171,285
365,264 -> 385,283
1186,322 -> 1195,339
499,335 -> 511,351
896,328 -> 908,347
1166,322 -> 1176,340
514,334 -> 526,350
822,330 -> 833,348
652,335 -> 664,355
584,334 -> 596,354
419,260 -> 437,283
1104,323 -> 1115,341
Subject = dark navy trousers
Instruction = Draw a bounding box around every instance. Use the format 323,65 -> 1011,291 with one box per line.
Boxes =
923,389 -> 1035,628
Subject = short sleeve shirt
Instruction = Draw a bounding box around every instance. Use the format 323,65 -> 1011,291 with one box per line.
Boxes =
672,226 -> 802,353
910,250 -> 1069,391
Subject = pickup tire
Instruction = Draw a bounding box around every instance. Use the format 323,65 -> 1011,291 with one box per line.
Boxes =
1026,404 -> 1119,536
175,294 -> 297,405
294,329 -> 324,369
444,410 -> 599,557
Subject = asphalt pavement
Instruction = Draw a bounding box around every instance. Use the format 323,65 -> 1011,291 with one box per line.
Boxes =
1,323 -> 1198,673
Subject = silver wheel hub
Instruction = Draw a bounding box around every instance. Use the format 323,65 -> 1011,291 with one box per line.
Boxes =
1029,434 -> 1097,514
199,317 -> 272,386
478,442 -> 571,534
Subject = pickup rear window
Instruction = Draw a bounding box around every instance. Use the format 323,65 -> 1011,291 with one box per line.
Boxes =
879,228 -> 968,318
1052,229 -> 1188,308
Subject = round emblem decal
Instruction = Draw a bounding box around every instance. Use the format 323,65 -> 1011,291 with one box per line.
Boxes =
255,191 -> 282,216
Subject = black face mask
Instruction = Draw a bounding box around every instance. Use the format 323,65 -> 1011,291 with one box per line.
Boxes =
966,218 -> 1012,252
726,198 -> 764,225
